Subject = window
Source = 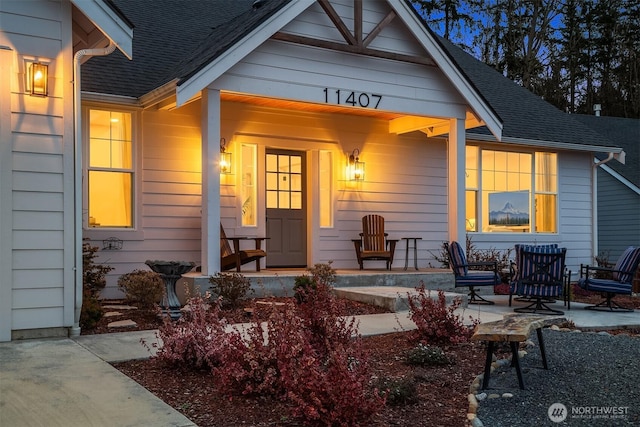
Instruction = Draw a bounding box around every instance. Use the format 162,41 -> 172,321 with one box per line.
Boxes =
241,144 -> 257,226
87,109 -> 134,228
319,150 -> 333,227
466,147 -> 557,233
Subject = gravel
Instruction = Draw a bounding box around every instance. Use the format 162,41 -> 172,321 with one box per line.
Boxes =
475,329 -> 640,426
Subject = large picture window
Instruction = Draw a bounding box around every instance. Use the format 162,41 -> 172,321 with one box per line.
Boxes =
466,147 -> 557,233
87,109 -> 134,228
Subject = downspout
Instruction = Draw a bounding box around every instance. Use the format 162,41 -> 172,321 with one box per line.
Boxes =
70,42 -> 117,337
590,151 -> 617,271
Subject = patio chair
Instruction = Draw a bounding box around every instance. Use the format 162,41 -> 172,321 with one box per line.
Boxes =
447,241 -> 500,305
220,224 -> 268,272
512,246 -> 567,315
352,214 -> 398,270
508,244 -> 559,307
578,246 -> 640,312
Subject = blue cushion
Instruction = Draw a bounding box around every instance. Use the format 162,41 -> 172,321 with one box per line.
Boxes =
578,277 -> 632,295
612,247 -> 640,284
454,270 -> 499,287
448,241 -> 468,276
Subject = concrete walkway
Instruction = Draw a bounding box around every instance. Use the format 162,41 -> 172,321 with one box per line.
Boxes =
1,292 -> 638,426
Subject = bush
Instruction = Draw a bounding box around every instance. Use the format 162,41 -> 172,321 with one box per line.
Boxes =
80,241 -> 113,330
154,292 -> 245,370
293,261 -> 337,303
208,272 -> 253,308
375,377 -> 419,406
407,285 -> 479,346
430,235 -> 512,274
117,269 -> 164,310
405,343 -> 451,366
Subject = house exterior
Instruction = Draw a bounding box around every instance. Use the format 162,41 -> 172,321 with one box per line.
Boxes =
1,0 -> 627,341
572,114 -> 640,262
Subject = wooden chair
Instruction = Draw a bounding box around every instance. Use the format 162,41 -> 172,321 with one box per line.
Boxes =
220,224 -> 268,272
352,215 -> 398,270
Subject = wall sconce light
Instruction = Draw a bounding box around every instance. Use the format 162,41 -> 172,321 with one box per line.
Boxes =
29,62 -> 48,97
347,149 -> 365,181
220,138 -> 232,174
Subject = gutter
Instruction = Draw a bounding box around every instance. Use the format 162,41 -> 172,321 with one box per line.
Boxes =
70,42 -> 117,337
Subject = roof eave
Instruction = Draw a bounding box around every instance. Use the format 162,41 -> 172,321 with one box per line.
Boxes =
71,0 -> 134,59
175,0 -> 315,107
468,132 -> 625,154
389,0 -> 503,141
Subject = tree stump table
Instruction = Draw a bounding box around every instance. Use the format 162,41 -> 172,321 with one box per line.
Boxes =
471,314 -> 566,390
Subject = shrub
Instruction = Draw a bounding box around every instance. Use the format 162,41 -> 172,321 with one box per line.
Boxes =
407,285 -> 479,346
375,376 -> 418,406
117,269 -> 164,310
208,272 -> 253,308
405,343 -> 451,366
80,241 -> 113,330
154,292 -> 244,370
430,235 -> 512,274
214,277 -> 385,426
293,261 -> 337,303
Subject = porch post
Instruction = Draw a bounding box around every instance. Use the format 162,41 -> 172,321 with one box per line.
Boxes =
448,118 -> 466,244
201,88 -> 221,275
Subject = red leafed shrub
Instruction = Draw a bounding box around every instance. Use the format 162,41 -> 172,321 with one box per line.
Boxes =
153,293 -> 244,370
214,277 -> 385,425
407,285 -> 479,345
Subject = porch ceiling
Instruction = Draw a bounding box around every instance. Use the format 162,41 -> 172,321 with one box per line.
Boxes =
223,92 -> 483,137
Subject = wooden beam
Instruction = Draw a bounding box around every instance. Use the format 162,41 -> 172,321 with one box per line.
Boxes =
272,32 -> 436,66
389,116 -> 445,134
363,10 -> 396,48
318,0 -> 357,45
354,0 -> 363,45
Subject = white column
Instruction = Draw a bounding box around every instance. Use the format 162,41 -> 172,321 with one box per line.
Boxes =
0,47 -> 13,341
201,88 -> 221,275
448,118 -> 466,245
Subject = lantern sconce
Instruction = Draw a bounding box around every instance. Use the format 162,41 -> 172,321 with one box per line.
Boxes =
29,62 -> 48,97
347,149 -> 365,181
220,138 -> 232,174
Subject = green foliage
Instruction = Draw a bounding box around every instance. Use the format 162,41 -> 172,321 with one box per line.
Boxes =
405,343 -> 451,366
375,376 -> 419,406
293,261 -> 337,303
208,272 -> 253,309
117,269 -> 164,310
80,241 -> 113,330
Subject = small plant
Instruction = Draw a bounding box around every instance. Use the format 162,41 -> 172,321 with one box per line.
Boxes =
293,261 -> 337,303
430,235 -> 512,273
208,272 -> 253,308
80,241 -> 113,329
405,343 -> 451,366
117,269 -> 164,310
407,285 -> 479,345
376,376 -> 418,406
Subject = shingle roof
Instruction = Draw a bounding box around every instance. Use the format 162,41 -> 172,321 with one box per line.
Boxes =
81,0 -> 281,97
571,115 -> 640,188
433,36 -> 616,148
81,0 -> 619,152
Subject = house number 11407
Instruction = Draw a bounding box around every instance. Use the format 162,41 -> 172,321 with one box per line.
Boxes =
323,88 -> 382,109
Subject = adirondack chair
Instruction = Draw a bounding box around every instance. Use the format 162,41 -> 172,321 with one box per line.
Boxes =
578,246 -> 640,311
352,214 -> 398,270
220,224 -> 268,272
447,241 -> 500,304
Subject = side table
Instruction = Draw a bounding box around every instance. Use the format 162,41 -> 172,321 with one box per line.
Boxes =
402,237 -> 421,270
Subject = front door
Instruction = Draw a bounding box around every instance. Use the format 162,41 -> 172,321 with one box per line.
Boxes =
265,149 -> 307,267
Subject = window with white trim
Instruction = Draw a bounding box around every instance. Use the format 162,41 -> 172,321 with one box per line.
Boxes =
466,147 -> 557,233
86,109 -> 134,228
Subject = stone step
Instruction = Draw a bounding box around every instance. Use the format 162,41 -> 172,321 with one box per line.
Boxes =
333,286 -> 468,312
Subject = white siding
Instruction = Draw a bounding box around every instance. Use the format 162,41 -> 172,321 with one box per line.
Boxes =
0,0 -> 75,338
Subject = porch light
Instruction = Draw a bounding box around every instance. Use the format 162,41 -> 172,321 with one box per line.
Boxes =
29,62 -> 48,97
220,138 -> 232,174
347,149 -> 365,181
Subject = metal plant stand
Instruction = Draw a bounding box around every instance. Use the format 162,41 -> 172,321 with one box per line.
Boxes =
145,260 -> 195,320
